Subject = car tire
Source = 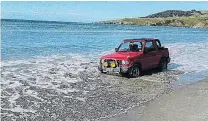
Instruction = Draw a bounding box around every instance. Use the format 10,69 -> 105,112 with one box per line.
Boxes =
159,59 -> 167,72
128,64 -> 140,78
100,70 -> 107,74
120,72 -> 127,77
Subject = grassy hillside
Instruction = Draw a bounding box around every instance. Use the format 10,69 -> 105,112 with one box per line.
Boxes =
143,10 -> 202,18
97,10 -> 208,28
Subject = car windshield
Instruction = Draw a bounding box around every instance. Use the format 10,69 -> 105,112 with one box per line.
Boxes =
117,42 -> 143,52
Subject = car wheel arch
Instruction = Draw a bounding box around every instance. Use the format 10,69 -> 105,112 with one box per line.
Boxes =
160,56 -> 168,62
133,62 -> 142,71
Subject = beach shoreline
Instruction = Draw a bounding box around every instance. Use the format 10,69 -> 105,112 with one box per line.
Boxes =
1,54 -> 207,121
99,77 -> 208,121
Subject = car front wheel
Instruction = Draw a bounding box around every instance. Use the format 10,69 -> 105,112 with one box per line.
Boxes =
128,65 -> 140,78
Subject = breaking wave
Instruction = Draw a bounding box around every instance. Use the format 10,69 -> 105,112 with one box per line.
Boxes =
167,41 -> 208,73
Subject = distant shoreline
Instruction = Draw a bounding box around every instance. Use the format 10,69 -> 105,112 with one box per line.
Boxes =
96,10 -> 208,28
96,16 -> 208,28
2,18 -> 207,29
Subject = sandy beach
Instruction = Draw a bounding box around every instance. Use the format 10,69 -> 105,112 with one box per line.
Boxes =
99,78 -> 208,121
141,79 -> 208,121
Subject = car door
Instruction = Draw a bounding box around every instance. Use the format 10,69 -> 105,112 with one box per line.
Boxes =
141,41 -> 159,69
154,40 -> 163,65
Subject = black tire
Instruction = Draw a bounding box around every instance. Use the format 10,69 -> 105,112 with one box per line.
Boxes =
128,64 -> 141,78
120,72 -> 125,77
159,59 -> 167,72
100,69 -> 107,74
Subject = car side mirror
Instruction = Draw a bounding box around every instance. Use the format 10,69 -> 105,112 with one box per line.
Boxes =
115,48 -> 118,52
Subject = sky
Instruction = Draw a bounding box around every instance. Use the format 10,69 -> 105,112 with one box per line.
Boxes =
1,1 -> 208,22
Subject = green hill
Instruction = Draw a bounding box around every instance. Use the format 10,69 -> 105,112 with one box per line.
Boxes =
143,10 -> 202,18
97,10 -> 208,28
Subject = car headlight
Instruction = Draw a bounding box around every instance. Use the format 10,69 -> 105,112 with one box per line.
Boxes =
122,60 -> 130,65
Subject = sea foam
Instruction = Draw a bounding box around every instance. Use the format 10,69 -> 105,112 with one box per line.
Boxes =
167,42 -> 208,73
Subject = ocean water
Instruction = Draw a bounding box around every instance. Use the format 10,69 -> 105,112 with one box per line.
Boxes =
2,19 -> 208,72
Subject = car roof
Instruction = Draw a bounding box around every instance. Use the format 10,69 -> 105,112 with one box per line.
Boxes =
123,38 -> 158,42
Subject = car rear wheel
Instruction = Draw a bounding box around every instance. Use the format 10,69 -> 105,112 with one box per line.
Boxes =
159,59 -> 167,72
128,65 -> 140,78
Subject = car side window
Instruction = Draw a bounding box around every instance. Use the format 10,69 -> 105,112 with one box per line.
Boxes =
145,41 -> 156,52
156,40 -> 161,48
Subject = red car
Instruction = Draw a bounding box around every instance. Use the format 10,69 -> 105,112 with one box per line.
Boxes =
98,38 -> 170,78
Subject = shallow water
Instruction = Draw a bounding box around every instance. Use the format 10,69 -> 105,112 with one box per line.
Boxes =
1,54 -> 182,120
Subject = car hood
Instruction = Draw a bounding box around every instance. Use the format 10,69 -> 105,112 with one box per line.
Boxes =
101,52 -> 142,60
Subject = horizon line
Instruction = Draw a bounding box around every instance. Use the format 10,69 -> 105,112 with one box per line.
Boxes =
1,18 -> 94,24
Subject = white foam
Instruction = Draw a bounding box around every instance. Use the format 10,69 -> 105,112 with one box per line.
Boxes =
2,54 -> 98,114
8,81 -> 23,88
3,105 -> 36,113
8,92 -> 20,108
23,89 -> 45,102
76,97 -> 86,102
56,88 -> 79,95
1,54 -> 95,99
167,42 -> 208,73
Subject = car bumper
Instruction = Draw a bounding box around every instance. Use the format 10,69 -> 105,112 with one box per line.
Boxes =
98,64 -> 129,74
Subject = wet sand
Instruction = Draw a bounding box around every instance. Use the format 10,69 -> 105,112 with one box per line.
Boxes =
100,79 -> 208,121
141,79 -> 208,121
